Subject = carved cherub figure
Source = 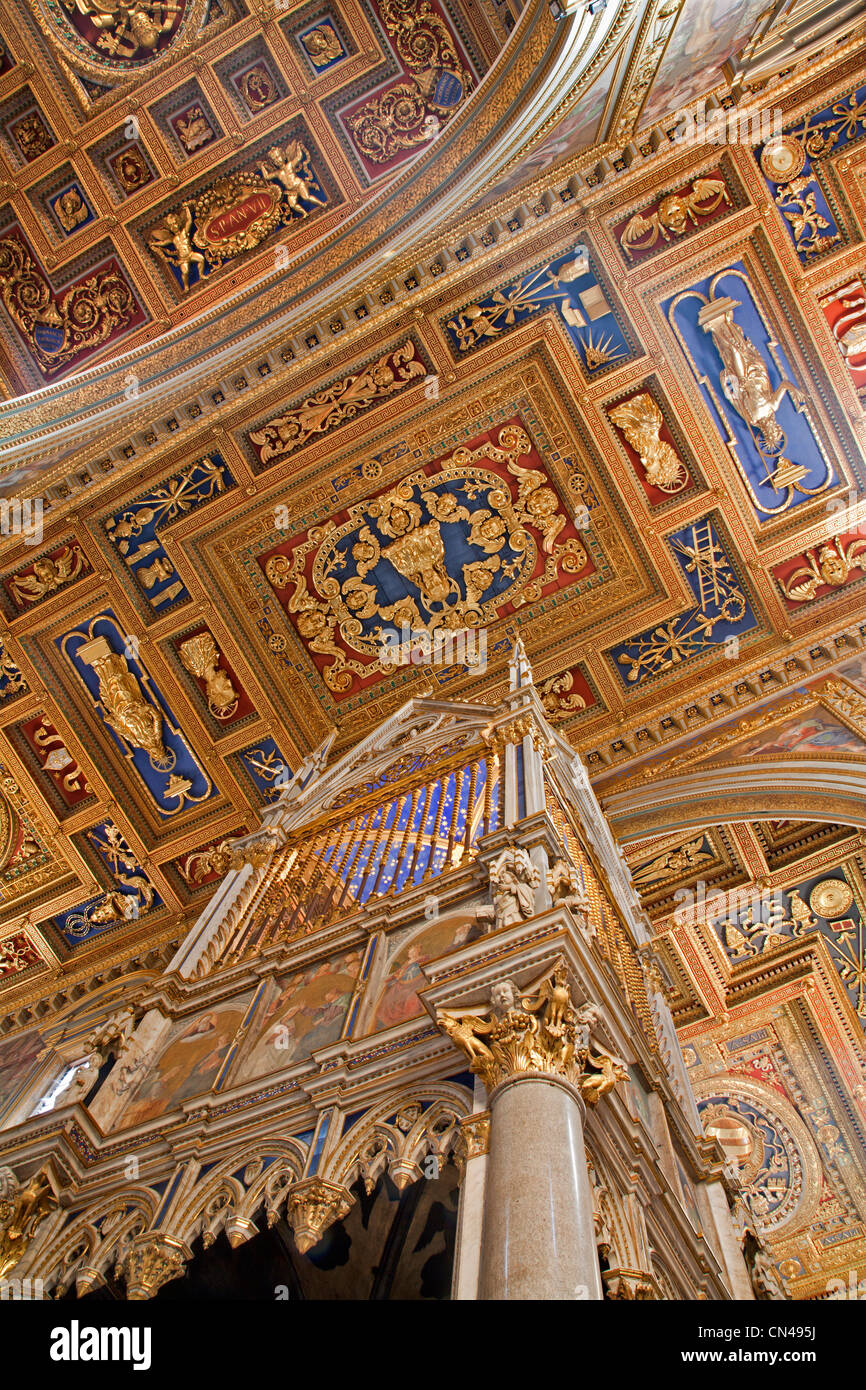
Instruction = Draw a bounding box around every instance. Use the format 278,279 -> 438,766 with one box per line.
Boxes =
10,546 -> 86,605
149,203 -> 206,292
259,141 -> 326,214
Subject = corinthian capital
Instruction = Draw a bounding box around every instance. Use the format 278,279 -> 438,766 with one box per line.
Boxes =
285,1178 -> 354,1254
436,958 -> 628,1103
123,1236 -> 188,1300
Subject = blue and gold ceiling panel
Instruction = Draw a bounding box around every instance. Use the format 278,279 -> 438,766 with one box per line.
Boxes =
58,610 -> 218,821
443,243 -> 641,378
755,81 -> 866,266
103,453 -> 234,618
712,867 -> 866,1032
608,516 -> 760,689
665,263 -> 837,521
235,738 -> 293,805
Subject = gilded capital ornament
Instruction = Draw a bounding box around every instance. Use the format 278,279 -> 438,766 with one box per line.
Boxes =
0,1166 -> 58,1279
436,959 -> 629,1101
603,1269 -> 656,1300
452,1112 -> 490,1178
123,1236 -> 188,1300
285,1178 -> 353,1255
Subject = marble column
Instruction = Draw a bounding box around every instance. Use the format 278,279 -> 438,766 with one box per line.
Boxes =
451,1106 -> 489,1300
436,958 -> 626,1301
480,1069 -> 602,1300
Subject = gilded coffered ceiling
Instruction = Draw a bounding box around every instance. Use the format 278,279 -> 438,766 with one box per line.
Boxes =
0,0 -> 865,1298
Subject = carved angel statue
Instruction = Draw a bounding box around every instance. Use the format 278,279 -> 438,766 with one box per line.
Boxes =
148,203 -> 206,292
0,1167 -> 57,1279
607,393 -> 688,493
89,1005 -> 137,1060
67,1050 -> 103,1103
779,535 -> 866,602
698,296 -> 806,452
487,844 -> 540,927
547,857 -> 589,913
259,141 -> 326,214
620,177 -> 730,257
225,825 -> 286,869
9,546 -> 86,606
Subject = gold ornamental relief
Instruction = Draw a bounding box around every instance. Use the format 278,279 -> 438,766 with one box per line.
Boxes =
345,0 -> 471,163
33,0 -> 209,83
77,636 -> 171,770
148,143 -> 327,293
262,423 -> 589,696
437,960 -> 629,1101
179,632 -> 239,720
608,394 -> 688,493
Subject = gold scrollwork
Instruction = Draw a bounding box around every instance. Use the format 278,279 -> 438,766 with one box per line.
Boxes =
265,425 -> 585,693
346,0 -> 470,162
0,236 -> 136,374
250,340 -> 426,464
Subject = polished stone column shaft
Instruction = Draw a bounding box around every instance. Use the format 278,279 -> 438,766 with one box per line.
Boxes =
479,1070 -> 603,1300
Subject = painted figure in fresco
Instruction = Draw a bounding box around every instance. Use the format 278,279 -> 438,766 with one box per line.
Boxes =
122,1009 -> 241,1125
741,713 -> 862,758
371,918 -> 479,1031
373,942 -> 428,1031
244,953 -> 362,1075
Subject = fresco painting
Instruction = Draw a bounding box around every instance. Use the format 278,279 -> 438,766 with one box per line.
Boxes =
642,0 -> 769,127
0,1028 -> 44,1118
366,913 -> 482,1034
121,998 -> 250,1127
723,709 -> 866,760
238,948 -> 364,1081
